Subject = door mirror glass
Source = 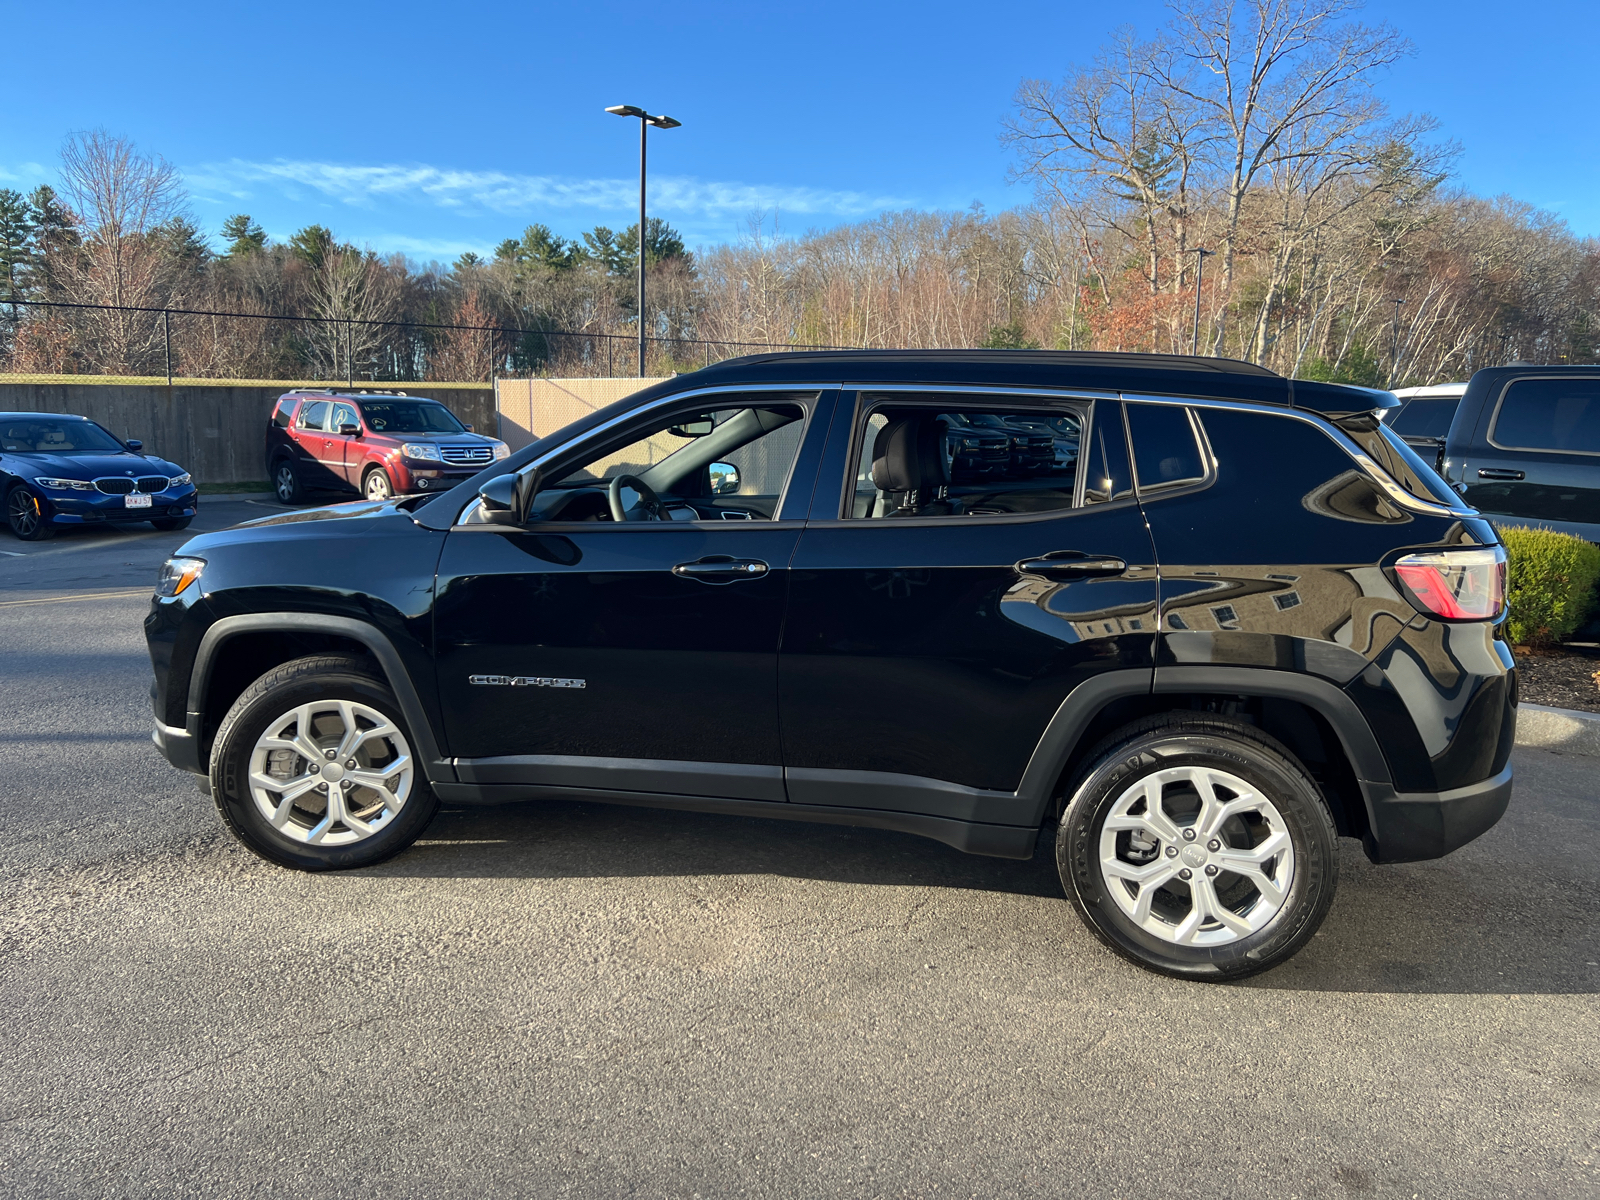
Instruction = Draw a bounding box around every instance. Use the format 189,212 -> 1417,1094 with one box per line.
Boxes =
669,416 -> 715,438
709,462 -> 740,494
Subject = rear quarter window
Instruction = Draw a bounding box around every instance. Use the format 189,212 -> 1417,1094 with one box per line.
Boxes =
1491,378 -> 1600,454
272,400 -> 296,429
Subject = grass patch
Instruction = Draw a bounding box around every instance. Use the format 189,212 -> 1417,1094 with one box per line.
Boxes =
199,481 -> 274,494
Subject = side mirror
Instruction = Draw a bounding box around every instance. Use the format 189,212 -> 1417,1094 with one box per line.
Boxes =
125,439 -> 143,452
478,466 -> 541,526
465,423 -> 475,433
670,416 -> 715,438
338,423 -> 361,437
709,462 -> 740,495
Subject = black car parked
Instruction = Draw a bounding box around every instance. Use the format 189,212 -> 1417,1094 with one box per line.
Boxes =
2,412 -> 198,541
147,351 -> 1515,980
1439,366 -> 1600,542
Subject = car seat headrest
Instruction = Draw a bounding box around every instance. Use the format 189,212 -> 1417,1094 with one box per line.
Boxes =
871,417 -> 949,494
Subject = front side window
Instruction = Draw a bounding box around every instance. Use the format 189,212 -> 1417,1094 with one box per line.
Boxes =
847,397 -> 1084,519
1492,378 -> 1600,454
330,404 -> 358,432
531,400 -> 810,522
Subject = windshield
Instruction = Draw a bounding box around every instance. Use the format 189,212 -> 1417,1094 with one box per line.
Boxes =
358,401 -> 465,434
0,418 -> 127,454
1335,415 -> 1461,507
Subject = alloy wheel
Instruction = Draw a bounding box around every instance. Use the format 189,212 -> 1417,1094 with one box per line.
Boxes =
7,488 -> 41,538
275,464 -> 297,503
365,471 -> 392,501
1098,764 -> 1295,946
247,699 -> 414,846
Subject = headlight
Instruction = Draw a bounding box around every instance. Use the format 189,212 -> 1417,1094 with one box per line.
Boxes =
401,443 -> 441,461
961,438 -> 982,450
492,442 -> 511,460
36,477 -> 96,491
168,473 -> 191,489
156,556 -> 205,598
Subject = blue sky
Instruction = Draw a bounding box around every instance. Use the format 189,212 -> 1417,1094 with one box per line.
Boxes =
5,0 -> 1596,261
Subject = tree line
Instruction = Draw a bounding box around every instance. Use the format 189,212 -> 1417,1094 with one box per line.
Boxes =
2,0 -> 1595,385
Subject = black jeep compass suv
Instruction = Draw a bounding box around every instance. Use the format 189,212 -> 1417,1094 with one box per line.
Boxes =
146,351 -> 1515,979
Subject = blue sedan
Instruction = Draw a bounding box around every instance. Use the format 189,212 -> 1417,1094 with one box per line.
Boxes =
1,412 -> 200,541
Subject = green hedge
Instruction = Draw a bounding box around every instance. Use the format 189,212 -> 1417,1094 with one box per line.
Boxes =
1498,526 -> 1600,647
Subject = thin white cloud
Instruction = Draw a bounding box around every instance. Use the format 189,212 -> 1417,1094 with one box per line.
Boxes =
186,158 -> 910,219
0,162 -> 50,186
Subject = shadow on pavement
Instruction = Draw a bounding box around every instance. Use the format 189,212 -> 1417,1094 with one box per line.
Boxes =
379,759 -> 1598,996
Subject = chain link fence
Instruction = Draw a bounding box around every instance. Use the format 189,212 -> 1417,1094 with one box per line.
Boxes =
0,299 -> 859,385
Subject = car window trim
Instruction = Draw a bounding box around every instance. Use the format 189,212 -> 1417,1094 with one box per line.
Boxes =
448,383 -> 834,530
832,386 -> 1100,523
1484,373 -> 1600,458
1123,392 -> 1474,518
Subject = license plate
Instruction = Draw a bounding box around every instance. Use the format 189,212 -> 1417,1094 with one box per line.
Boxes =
124,493 -> 152,509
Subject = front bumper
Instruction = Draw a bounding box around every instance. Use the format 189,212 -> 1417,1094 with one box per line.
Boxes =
43,488 -> 199,524
152,713 -> 203,775
1360,765 -> 1514,863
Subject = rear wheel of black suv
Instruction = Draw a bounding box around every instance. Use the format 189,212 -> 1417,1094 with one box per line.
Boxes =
1056,714 -> 1337,980
209,654 -> 439,871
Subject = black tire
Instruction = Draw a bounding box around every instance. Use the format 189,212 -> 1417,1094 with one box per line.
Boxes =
362,467 -> 393,502
209,654 -> 439,871
151,517 -> 193,532
5,484 -> 56,540
1055,713 -> 1338,981
273,459 -> 304,504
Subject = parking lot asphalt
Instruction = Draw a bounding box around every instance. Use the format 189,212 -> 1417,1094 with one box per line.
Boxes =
2,503 -> 1598,1199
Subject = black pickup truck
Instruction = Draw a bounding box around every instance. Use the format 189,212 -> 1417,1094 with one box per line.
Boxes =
1440,366 -> 1600,543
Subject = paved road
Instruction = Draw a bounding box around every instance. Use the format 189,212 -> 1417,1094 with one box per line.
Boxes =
2,505 -> 1597,1198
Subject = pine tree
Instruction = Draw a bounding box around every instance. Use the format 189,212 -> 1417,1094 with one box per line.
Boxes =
220,214 -> 267,257
0,189 -> 33,315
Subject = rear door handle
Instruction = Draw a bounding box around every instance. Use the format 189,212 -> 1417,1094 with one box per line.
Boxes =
1477,468 -> 1524,481
1016,553 -> 1127,579
672,556 -> 769,583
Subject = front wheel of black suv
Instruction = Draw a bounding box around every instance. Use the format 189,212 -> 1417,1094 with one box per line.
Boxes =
209,654 -> 439,871
1056,714 -> 1338,980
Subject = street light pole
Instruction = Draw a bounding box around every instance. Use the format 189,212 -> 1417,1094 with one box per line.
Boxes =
1389,298 -> 1406,386
1188,248 -> 1213,355
606,104 -> 682,378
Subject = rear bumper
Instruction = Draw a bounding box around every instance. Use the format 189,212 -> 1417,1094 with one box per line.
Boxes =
1360,765 -> 1513,864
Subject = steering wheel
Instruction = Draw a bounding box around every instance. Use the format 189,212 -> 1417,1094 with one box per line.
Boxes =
607,473 -> 669,522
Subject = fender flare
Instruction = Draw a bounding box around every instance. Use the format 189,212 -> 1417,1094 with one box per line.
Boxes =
189,613 -> 453,783
1011,664 -> 1392,827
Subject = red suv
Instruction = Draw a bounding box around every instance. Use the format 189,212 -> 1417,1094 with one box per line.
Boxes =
265,391 -> 509,503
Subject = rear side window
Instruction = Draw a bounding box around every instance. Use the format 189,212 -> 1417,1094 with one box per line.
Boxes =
1492,378 -> 1600,454
272,400 -> 296,429
298,400 -> 330,431
1390,397 -> 1459,439
1126,403 -> 1207,493
848,396 -> 1084,519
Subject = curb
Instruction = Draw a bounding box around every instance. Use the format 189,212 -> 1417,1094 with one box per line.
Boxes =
1517,703 -> 1600,757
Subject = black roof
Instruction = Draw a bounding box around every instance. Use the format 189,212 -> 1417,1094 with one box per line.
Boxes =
679,349 -> 1392,415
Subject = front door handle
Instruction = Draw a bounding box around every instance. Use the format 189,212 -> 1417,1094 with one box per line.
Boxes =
1477,468 -> 1524,481
1016,553 -> 1127,579
672,556 -> 770,584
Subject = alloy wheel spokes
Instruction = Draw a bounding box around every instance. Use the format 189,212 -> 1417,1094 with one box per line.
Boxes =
1098,763 -> 1296,947
246,699 -> 413,847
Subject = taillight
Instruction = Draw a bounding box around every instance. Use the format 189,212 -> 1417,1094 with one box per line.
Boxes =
1393,546 -> 1506,620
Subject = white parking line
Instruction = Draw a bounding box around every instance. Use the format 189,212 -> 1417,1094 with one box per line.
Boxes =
0,550 -> 25,557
